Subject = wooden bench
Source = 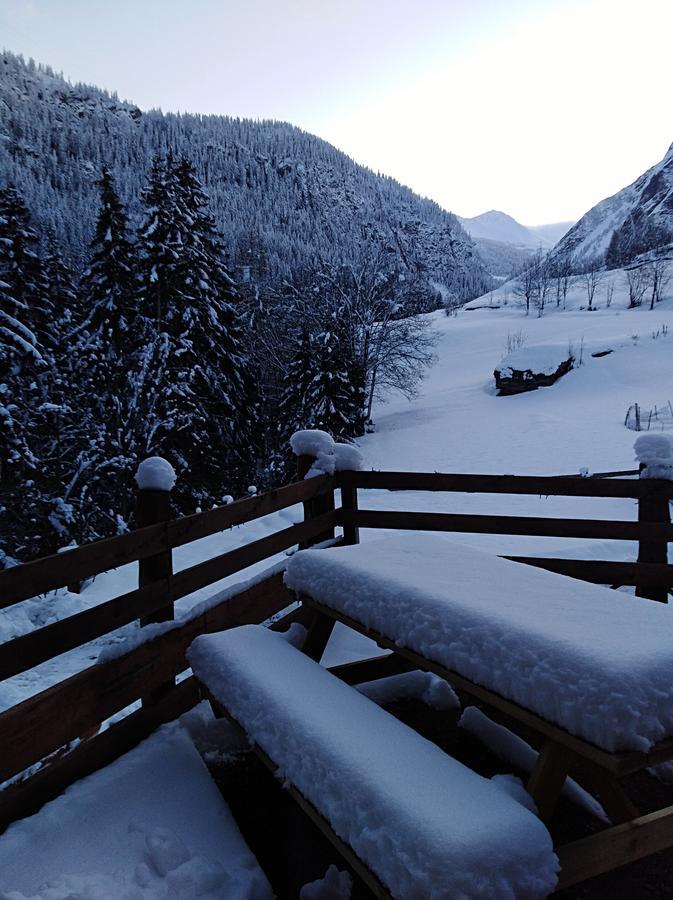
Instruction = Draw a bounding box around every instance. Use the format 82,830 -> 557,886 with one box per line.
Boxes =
284,534 -> 673,890
188,624 -> 559,899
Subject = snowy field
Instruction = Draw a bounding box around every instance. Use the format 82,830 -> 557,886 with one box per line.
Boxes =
3,267 -> 673,708
1,268 -> 673,898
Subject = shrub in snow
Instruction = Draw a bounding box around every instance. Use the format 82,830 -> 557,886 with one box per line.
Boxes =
635,433 -> 673,479
135,456 -> 177,492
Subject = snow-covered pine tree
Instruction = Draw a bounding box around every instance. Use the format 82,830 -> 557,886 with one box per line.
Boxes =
136,156 -> 256,509
300,325 -> 364,441
67,168 -> 141,538
0,186 -> 56,562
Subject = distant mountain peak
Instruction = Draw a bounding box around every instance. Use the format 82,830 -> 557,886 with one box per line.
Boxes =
458,210 -> 574,250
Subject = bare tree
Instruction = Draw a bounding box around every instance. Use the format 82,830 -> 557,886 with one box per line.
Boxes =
624,266 -> 648,308
532,250 -> 553,317
580,258 -> 603,311
552,252 -> 575,308
644,257 -> 672,310
605,280 -> 615,308
513,250 -> 553,317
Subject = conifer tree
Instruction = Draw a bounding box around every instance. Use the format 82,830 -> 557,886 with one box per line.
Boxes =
0,186 -> 55,562
136,155 -> 256,508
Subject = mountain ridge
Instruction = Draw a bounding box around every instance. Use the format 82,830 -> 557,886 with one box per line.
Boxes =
0,51 -> 490,301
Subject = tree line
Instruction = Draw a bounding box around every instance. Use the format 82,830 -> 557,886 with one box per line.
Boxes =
0,160 -> 436,565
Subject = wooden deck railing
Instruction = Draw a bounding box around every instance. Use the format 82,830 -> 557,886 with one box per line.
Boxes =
0,460 -> 671,831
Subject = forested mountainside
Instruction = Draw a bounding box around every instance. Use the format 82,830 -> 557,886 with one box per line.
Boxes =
552,142 -> 673,270
0,52 -> 490,299
2,51 -> 477,564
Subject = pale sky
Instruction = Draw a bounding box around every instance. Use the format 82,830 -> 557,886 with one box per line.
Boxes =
2,0 -> 672,224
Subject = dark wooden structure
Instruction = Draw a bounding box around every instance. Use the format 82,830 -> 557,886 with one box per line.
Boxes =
495,356 -> 573,395
1,459 -> 672,892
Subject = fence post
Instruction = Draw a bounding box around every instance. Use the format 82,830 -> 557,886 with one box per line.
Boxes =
296,453 -> 335,549
135,458 -> 176,703
340,472 -> 360,546
636,469 -> 671,603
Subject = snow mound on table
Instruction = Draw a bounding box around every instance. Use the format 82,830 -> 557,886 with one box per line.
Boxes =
496,345 -> 572,376
134,456 -> 177,492
0,723 -> 271,900
188,625 -> 558,899
285,535 -> 673,752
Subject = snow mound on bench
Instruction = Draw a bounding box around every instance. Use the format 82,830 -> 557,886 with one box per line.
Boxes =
285,535 -> 673,753
0,723 -> 271,900
188,625 -> 558,899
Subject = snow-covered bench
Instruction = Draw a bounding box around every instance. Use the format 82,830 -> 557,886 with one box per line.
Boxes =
188,624 -> 558,899
284,534 -> 673,883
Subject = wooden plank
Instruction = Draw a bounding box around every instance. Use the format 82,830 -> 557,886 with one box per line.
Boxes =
0,573 -> 292,784
0,677 -> 199,834
504,556 -> 673,590
166,474 -> 335,549
168,511 -> 337,600
555,805 -> 673,890
0,580 -> 170,681
327,654 -> 413,685
0,513 -> 335,682
0,475 -> 335,610
0,524 -> 169,610
338,470 -> 671,499
343,509 -> 673,542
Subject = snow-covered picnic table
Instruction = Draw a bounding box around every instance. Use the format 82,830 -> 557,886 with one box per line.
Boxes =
285,534 -> 673,753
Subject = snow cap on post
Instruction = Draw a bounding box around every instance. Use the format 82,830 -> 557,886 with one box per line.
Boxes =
634,434 -> 673,480
290,429 -> 335,458
290,429 -> 337,479
135,456 -> 177,492
334,443 -> 364,472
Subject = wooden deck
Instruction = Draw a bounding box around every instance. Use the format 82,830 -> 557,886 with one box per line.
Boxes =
1,457 -> 672,893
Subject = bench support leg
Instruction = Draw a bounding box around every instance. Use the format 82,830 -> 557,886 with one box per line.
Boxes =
577,766 -> 640,824
527,740 -> 573,823
302,607 -> 336,663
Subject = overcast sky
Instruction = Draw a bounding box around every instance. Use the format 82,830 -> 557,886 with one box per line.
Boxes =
2,0 -> 672,224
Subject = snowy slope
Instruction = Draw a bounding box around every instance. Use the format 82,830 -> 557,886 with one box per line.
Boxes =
553,141 -> 673,267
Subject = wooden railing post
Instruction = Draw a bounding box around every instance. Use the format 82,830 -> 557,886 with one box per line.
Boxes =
636,471 -> 671,602
296,453 -> 335,549
340,472 -> 360,546
135,458 -> 175,703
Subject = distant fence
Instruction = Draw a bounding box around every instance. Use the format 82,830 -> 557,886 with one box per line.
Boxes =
625,402 -> 673,432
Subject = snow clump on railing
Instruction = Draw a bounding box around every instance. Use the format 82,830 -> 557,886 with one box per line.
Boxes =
290,430 -> 363,478
634,433 -> 673,479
